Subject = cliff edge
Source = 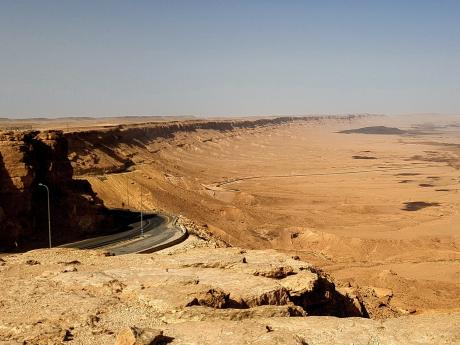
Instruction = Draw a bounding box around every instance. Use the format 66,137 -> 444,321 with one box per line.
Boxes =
0,246 -> 457,344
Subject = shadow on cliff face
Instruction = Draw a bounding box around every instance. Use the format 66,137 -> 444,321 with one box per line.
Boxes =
290,276 -> 369,318
28,133 -> 116,249
188,267 -> 368,318
0,131 -> 118,251
0,151 -> 27,250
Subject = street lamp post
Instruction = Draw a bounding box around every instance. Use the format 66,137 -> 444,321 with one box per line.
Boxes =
126,177 -> 130,208
140,185 -> 144,236
38,183 -> 52,248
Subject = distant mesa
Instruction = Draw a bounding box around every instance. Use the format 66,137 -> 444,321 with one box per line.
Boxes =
339,126 -> 406,135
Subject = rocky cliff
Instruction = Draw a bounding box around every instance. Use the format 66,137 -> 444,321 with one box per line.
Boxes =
65,115 -> 369,175
0,130 -> 110,250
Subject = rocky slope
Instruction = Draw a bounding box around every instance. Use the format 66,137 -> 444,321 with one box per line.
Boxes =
0,130 -> 110,250
0,245 -> 457,345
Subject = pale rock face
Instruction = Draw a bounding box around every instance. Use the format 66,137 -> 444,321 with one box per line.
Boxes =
0,247 -> 458,345
159,314 -> 460,345
279,271 -> 318,297
372,286 -> 394,299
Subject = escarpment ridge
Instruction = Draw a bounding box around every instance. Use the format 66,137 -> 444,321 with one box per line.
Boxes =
0,115 -> 373,248
64,115 -> 373,175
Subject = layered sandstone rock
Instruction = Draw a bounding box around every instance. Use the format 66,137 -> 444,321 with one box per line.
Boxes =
0,246 -> 457,344
0,130 -> 109,250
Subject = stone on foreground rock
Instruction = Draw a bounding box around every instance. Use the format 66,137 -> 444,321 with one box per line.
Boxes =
0,247 -> 458,344
115,327 -> 163,345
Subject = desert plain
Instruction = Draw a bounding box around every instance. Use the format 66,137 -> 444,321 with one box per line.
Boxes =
0,114 -> 459,344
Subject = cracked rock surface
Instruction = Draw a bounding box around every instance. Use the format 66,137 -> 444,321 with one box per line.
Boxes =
0,247 -> 458,344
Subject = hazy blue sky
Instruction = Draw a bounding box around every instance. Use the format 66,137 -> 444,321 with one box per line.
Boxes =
1,0 -> 459,118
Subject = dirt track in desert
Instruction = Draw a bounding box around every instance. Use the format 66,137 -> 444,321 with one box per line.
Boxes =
62,115 -> 460,316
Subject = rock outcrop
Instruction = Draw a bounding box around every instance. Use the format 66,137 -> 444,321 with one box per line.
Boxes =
0,130 -> 110,250
0,247 -> 457,344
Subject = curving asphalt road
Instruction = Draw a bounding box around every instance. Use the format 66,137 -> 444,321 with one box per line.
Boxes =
59,212 -> 187,255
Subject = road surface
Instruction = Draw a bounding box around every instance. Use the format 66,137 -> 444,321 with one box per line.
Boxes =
59,212 -> 187,255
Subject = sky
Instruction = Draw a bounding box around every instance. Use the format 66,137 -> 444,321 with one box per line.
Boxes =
0,0 -> 459,118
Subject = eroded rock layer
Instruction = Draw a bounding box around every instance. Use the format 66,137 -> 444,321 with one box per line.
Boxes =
0,130 -> 109,249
